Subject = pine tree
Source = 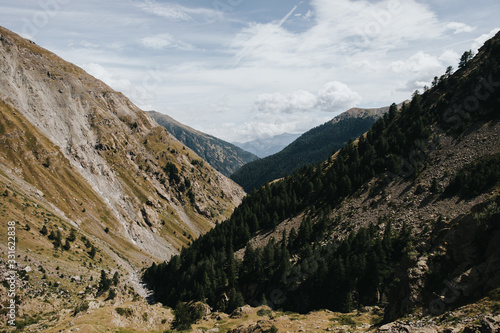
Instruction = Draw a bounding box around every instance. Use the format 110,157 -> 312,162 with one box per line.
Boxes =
459,50 -> 474,69
89,245 -> 97,259
342,291 -> 354,312
388,103 -> 397,120
97,270 -> 111,296
40,225 -> 48,236
67,228 -> 76,242
243,244 -> 256,271
227,288 -> 245,313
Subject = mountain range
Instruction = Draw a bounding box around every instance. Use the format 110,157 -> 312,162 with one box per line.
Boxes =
0,25 -> 244,329
149,111 -> 259,177
234,132 -> 301,158
144,31 -> 500,331
0,25 -> 499,333
231,106 -> 391,192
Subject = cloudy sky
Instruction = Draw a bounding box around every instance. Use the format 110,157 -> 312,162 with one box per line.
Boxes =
1,0 -> 499,142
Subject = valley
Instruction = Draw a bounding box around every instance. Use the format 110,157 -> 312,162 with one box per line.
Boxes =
0,24 -> 499,333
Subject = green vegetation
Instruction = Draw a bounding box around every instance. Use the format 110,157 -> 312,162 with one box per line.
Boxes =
337,315 -> 357,327
97,270 -> 111,296
446,154 -> 500,198
73,301 -> 89,316
172,302 -> 204,331
489,288 -> 500,301
257,308 -> 272,317
231,116 -> 380,192
89,245 -> 97,259
163,162 -> 181,185
459,50 -> 474,69
115,307 -> 134,318
144,36 -> 500,318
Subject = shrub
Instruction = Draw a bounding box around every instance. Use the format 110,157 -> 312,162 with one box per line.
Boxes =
115,307 -> 133,317
172,302 -> 203,331
257,308 -> 272,317
73,301 -> 89,316
447,154 -> 500,198
107,288 -> 117,300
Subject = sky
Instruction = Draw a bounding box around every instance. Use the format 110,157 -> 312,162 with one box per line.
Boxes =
1,0 -> 499,143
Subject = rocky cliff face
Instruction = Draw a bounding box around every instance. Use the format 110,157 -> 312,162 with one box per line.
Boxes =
149,111 -> 259,177
0,26 -> 244,264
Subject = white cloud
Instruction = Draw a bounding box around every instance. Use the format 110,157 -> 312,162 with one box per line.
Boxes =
307,0 -> 443,49
446,22 -> 476,34
142,35 -> 172,49
82,63 -> 132,93
81,63 -> 161,110
141,34 -> 194,50
390,51 -> 456,91
471,28 -> 500,51
137,0 -> 224,23
304,10 -> 313,20
138,0 -> 192,21
390,51 -> 442,76
80,41 -> 100,49
253,81 -> 360,116
208,80 -> 360,142
439,50 -> 460,67
208,112 -> 331,143
229,0 -> 446,69
316,81 -> 361,112
254,90 -> 316,114
19,0 -> 494,144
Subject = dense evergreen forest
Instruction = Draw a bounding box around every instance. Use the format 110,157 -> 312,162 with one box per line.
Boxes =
144,34 -> 500,316
230,116 -> 380,192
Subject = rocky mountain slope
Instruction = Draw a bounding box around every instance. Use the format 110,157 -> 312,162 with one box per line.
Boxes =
231,106 -> 389,192
0,26 -> 244,330
1,26 -> 499,333
149,110 -> 259,177
144,31 -> 500,331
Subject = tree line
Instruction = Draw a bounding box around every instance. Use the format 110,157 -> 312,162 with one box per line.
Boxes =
143,38 -> 500,315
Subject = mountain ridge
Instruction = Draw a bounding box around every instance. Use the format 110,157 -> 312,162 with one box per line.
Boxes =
0,25 -> 499,333
0,24 -> 244,310
149,110 -> 259,177
230,106 -> 390,192
234,132 -> 301,158
144,30 -> 500,330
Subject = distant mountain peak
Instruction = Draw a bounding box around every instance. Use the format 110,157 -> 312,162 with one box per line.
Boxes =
234,132 -> 301,158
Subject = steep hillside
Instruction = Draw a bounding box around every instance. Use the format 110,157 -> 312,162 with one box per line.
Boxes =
0,26 -> 244,330
144,32 -> 500,331
231,107 -> 389,192
149,111 -> 258,177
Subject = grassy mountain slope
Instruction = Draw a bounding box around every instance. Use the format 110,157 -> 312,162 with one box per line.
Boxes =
230,107 -> 389,193
0,26 -> 244,330
149,111 -> 259,177
144,32 -> 500,330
